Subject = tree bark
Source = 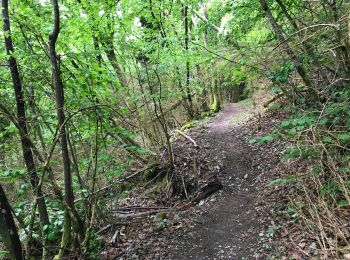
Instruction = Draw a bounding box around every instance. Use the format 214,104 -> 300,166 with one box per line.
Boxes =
105,46 -> 129,90
0,185 -> 23,260
28,84 -> 48,152
329,0 -> 350,78
275,0 -> 329,84
183,2 -> 195,119
48,0 -> 84,257
101,20 -> 129,91
259,0 -> 313,89
49,0 -> 74,210
1,0 -> 49,226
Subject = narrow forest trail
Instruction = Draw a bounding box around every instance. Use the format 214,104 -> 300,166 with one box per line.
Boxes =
169,103 -> 264,259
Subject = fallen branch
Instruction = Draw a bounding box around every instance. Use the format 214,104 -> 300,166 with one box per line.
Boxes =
175,129 -> 199,148
263,92 -> 285,108
264,88 -> 309,107
115,209 -> 165,219
117,206 -> 170,211
96,224 -> 112,235
109,229 -> 119,244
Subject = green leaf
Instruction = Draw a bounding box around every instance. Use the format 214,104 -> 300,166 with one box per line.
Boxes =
281,120 -> 291,127
256,135 -> 274,144
248,138 -> 256,144
337,133 -> 350,141
47,232 -> 57,241
267,175 -> 297,186
309,167 -> 321,176
337,199 -> 348,208
43,225 -> 49,231
283,147 -> 301,160
319,118 -> 328,125
322,136 -> 333,144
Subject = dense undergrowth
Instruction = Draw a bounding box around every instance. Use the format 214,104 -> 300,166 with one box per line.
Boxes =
254,0 -> 350,257
266,92 -> 350,258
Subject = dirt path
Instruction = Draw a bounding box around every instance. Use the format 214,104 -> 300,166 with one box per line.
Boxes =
168,103 -> 263,259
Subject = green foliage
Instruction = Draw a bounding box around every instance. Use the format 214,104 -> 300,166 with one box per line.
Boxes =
267,175 -> 297,187
84,231 -> 104,259
337,199 -> 348,208
319,179 -> 340,198
153,212 -> 169,230
230,66 -> 247,86
181,120 -> 201,130
0,168 -> 26,183
249,134 -> 275,144
268,61 -> 294,85
0,250 -> 8,259
16,199 -> 65,243
265,224 -> 280,238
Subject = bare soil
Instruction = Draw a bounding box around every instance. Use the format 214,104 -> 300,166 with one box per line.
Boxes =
167,103 -> 267,259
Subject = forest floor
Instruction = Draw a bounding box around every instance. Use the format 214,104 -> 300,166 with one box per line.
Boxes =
101,93 -> 290,259
167,102 -> 265,259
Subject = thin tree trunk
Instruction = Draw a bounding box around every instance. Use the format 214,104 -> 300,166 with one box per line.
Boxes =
275,0 -> 298,29
180,0 -> 220,32
101,29 -> 135,111
329,0 -> 350,77
101,21 -> 129,91
106,47 -> 129,90
149,0 -> 167,38
184,3 -> 194,118
49,0 -> 73,211
145,64 -> 174,168
48,0 -> 84,257
0,184 -> 23,260
202,3 -> 208,48
348,12 -> 350,68
67,129 -> 85,190
259,0 -> 313,90
275,0 -> 329,84
28,84 -> 48,152
196,64 -> 209,112
92,36 -> 103,66
2,0 -> 49,226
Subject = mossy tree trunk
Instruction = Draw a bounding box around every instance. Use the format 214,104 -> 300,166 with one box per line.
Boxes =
210,78 -> 221,113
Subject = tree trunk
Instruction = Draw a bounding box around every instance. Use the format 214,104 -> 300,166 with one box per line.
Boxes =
259,0 -> 314,91
183,3 -> 195,119
329,0 -> 350,78
105,46 -> 129,90
28,84 -> 47,153
48,0 -> 84,257
275,0 -> 329,84
67,129 -> 85,190
1,0 -> 49,226
0,185 -> 23,260
195,65 -> 210,112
